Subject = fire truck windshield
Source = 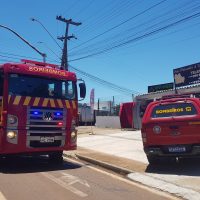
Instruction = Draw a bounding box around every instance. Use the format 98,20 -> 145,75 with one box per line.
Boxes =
8,74 -> 76,100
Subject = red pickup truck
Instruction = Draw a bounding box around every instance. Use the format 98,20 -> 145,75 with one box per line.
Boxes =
141,95 -> 200,164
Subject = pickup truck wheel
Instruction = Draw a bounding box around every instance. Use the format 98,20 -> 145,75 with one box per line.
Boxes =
163,156 -> 177,163
0,155 -> 3,162
147,155 -> 160,165
49,151 -> 63,163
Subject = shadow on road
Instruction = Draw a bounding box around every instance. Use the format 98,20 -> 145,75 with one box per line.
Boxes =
0,156 -> 81,174
145,157 -> 200,176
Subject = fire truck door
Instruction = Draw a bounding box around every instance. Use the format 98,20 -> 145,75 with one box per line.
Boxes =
0,97 -> 2,123
0,72 -> 3,150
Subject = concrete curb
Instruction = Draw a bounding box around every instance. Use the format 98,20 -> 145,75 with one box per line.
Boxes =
64,152 -> 133,175
128,173 -> 200,200
76,154 -> 134,175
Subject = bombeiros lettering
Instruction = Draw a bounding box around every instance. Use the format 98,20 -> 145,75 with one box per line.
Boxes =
28,66 -> 66,76
156,106 -> 192,114
186,106 -> 192,111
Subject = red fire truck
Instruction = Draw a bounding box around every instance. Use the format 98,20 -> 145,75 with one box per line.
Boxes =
0,59 -> 86,162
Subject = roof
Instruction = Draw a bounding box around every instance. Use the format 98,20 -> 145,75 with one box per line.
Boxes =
135,84 -> 200,101
1,59 -> 77,81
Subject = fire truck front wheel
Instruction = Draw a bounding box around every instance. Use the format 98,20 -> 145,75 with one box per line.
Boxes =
49,151 -> 63,163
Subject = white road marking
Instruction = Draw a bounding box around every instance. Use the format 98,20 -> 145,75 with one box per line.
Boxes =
41,172 -> 89,198
0,191 -> 7,200
60,173 -> 90,188
64,157 -> 179,200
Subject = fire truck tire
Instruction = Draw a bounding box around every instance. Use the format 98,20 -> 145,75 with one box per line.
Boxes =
49,151 -> 63,163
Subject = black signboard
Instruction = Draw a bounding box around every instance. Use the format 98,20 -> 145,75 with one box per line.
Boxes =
148,82 -> 174,93
173,62 -> 200,88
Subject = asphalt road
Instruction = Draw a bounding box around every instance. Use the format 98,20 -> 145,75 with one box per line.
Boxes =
0,156 -> 177,200
77,129 -> 200,200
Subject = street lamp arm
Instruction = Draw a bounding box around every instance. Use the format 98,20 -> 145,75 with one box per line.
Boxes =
0,24 -> 46,62
31,18 -> 62,50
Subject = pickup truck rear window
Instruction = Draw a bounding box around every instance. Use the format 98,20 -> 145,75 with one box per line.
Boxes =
151,102 -> 197,118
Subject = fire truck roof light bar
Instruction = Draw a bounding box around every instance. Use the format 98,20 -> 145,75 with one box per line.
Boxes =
21,59 -> 60,69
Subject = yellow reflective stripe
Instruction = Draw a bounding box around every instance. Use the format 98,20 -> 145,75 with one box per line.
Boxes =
8,95 -> 11,104
33,97 -> 40,106
65,100 -> 70,109
57,99 -> 63,108
42,98 -> 49,107
13,96 -> 21,105
50,99 -> 55,107
189,121 -> 200,125
72,101 -> 76,109
23,96 -> 31,106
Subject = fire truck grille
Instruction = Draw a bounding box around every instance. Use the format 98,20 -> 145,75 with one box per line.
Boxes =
26,107 -> 66,148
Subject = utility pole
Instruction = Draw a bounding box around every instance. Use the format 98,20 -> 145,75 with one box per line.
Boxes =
56,16 -> 81,71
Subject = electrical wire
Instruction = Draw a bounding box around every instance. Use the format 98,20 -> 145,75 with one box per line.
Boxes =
69,10 -> 200,62
69,1 -> 199,57
0,51 -> 39,60
69,64 -> 140,96
0,51 -> 138,95
76,0 -> 139,36
69,0 -> 167,52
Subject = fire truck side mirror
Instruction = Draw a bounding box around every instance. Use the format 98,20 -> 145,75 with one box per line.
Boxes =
79,82 -> 86,100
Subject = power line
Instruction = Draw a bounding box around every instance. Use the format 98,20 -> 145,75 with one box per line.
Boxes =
0,52 -> 58,64
69,10 -> 200,62
0,57 -> 20,64
69,0 -> 167,52
31,18 -> 62,50
37,41 -> 61,60
69,64 -> 140,95
63,0 -> 81,16
0,24 -> 46,62
75,0 -> 120,34
0,51 -> 39,60
72,0 -> 95,18
0,50 -> 140,95
69,1 -> 198,57
75,0 -> 138,37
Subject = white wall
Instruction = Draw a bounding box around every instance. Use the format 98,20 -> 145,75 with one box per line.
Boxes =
95,116 -> 121,128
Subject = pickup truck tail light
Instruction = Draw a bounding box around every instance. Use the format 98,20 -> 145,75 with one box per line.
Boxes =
153,125 -> 161,134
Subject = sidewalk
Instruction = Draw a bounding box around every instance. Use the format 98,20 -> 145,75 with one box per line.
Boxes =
76,126 -> 148,167
64,126 -> 200,200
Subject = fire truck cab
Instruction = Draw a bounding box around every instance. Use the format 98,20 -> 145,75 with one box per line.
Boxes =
0,60 -> 86,162
142,94 -> 200,164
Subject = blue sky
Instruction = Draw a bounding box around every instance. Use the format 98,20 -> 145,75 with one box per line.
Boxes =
0,0 -> 200,103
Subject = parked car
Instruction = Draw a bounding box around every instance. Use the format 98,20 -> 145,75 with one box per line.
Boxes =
141,94 -> 200,164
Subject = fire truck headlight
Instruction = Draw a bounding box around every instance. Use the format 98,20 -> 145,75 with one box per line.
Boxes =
7,115 -> 18,125
7,131 -> 17,139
